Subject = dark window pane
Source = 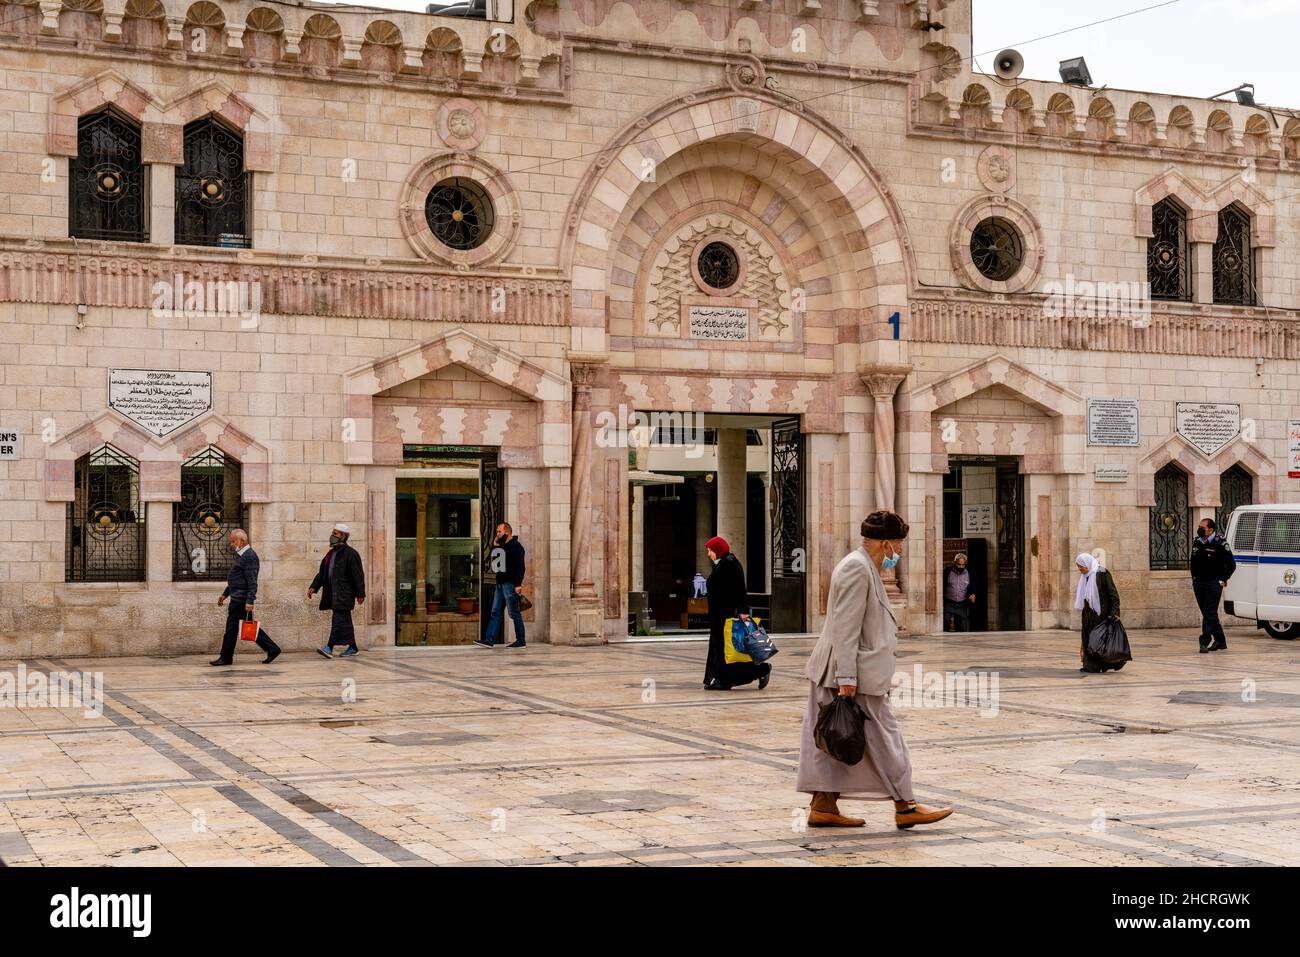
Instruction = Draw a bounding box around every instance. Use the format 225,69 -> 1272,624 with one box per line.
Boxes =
69,110 -> 147,243
176,117 -> 250,248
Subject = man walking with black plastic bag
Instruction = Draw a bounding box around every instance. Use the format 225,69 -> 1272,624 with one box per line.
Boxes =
211,528 -> 280,666
1191,517 -> 1236,653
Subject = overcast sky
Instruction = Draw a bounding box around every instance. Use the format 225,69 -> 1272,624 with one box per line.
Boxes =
358,0 -> 1300,110
971,0 -> 1300,108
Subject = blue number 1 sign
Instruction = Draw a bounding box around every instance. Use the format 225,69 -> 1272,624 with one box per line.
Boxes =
887,311 -> 900,340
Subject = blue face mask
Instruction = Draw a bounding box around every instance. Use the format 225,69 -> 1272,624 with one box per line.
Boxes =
882,548 -> 900,570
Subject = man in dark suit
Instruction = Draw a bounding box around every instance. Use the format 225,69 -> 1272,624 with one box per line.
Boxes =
1192,517 -> 1236,653
211,528 -> 281,666
309,522 -> 366,658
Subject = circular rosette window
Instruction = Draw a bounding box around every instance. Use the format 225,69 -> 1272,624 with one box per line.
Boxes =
400,154 -> 519,266
950,194 -> 1044,294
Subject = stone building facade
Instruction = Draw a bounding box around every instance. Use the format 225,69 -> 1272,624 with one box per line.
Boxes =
2,0 -> 1300,655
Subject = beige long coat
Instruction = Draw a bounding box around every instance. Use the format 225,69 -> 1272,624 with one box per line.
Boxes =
804,545 -> 898,696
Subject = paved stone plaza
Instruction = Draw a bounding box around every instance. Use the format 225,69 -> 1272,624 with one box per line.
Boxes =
2,626 -> 1298,867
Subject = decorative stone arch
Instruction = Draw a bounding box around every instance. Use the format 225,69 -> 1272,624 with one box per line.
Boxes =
47,68 -> 161,158
1137,434 -> 1217,507
44,409 -> 270,503
560,86 -> 917,343
341,327 -> 569,467
1134,168 -> 1215,243
950,193 -> 1045,294
904,353 -> 1086,475
157,79 -> 275,171
1208,174 -> 1275,247
1209,437 -> 1277,504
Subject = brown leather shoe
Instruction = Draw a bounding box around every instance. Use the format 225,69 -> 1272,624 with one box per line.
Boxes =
808,808 -> 866,828
895,803 -> 953,830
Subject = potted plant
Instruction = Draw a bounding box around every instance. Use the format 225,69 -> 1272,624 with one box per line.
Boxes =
456,575 -> 477,615
424,582 -> 440,615
397,590 -> 416,620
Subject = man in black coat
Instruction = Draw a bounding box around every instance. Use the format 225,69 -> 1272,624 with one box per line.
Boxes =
1191,517 -> 1236,653
475,521 -> 527,648
702,535 -> 770,691
211,528 -> 281,666
309,523 -> 366,658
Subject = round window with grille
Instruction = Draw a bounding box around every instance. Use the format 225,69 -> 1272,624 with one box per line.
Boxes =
696,241 -> 741,291
424,177 -> 495,251
969,217 -> 1024,282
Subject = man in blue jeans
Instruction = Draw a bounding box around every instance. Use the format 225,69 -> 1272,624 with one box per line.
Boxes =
475,522 -> 526,648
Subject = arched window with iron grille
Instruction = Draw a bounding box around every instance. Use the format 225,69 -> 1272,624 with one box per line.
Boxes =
69,109 -> 148,243
173,446 -> 247,581
66,445 -> 146,582
1148,197 -> 1191,301
175,117 -> 250,248
1212,204 -> 1255,306
1149,463 -> 1190,570
1217,464 -> 1253,534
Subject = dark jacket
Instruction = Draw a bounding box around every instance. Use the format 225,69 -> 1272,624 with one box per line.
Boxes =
943,564 -> 973,602
1080,568 -> 1120,639
1190,533 -> 1236,582
223,547 -> 260,604
704,552 -> 763,687
310,542 -> 366,612
495,536 -> 526,586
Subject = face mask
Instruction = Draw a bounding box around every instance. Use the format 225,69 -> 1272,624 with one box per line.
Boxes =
1198,528 -> 1208,539
882,548 -> 900,570
330,534 -> 343,547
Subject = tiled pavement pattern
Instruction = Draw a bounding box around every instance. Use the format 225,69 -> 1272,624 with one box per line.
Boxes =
2,626 -> 1299,867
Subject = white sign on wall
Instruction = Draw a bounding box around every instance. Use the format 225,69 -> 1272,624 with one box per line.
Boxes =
1176,402 -> 1240,457
0,428 -> 20,460
1087,398 -> 1140,446
109,369 -> 212,437
687,305 -> 749,341
963,503 -> 994,535
1094,464 -> 1129,483
1288,419 -> 1300,479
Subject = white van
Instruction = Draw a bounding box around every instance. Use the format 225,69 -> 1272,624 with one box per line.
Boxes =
1224,503 -> 1300,640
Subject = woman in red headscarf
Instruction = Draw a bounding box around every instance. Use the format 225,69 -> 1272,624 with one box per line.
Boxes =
703,535 -> 772,691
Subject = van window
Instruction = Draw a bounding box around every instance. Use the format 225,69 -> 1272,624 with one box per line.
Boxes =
1257,513 -> 1300,552
1232,511 -> 1259,551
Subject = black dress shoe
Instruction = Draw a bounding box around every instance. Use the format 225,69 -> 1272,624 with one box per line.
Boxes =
758,664 -> 772,690
209,658 -> 232,667
262,648 -> 281,664
1209,641 -> 1227,652
1199,644 -> 1210,654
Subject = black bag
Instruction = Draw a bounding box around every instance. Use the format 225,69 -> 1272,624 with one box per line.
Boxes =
1087,616 -> 1133,665
813,694 -> 870,765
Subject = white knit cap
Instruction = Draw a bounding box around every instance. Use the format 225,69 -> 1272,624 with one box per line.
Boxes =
333,523 -> 350,534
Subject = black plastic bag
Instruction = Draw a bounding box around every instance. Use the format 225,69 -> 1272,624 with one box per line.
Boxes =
1087,616 -> 1133,665
814,694 -> 870,765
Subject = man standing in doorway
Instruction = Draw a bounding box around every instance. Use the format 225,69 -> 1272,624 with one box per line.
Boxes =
310,523 -> 366,658
476,522 -> 526,648
211,528 -> 281,666
1191,517 -> 1236,653
942,552 -> 976,632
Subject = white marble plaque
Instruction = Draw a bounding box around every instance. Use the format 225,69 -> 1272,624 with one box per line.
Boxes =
0,428 -> 19,460
109,369 -> 212,437
1176,402 -> 1240,457
1087,398 -> 1140,446
963,503 -> 993,535
1094,464 -> 1129,483
687,305 -> 749,341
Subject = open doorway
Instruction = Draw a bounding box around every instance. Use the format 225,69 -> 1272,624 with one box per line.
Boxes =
627,413 -> 805,637
394,446 -> 502,645
941,456 -> 1024,632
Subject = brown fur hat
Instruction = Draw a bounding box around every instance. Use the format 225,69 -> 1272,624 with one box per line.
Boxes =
861,510 -> 909,540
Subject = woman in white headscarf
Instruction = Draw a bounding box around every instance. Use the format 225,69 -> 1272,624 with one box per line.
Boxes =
1075,552 -> 1123,674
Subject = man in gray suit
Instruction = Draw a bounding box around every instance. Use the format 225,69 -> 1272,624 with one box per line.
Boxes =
797,510 -> 953,830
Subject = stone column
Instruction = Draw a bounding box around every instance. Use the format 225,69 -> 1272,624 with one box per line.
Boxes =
716,428 -> 747,564
861,364 -> 911,599
415,495 -> 428,607
569,359 -> 603,642
694,474 -> 715,569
